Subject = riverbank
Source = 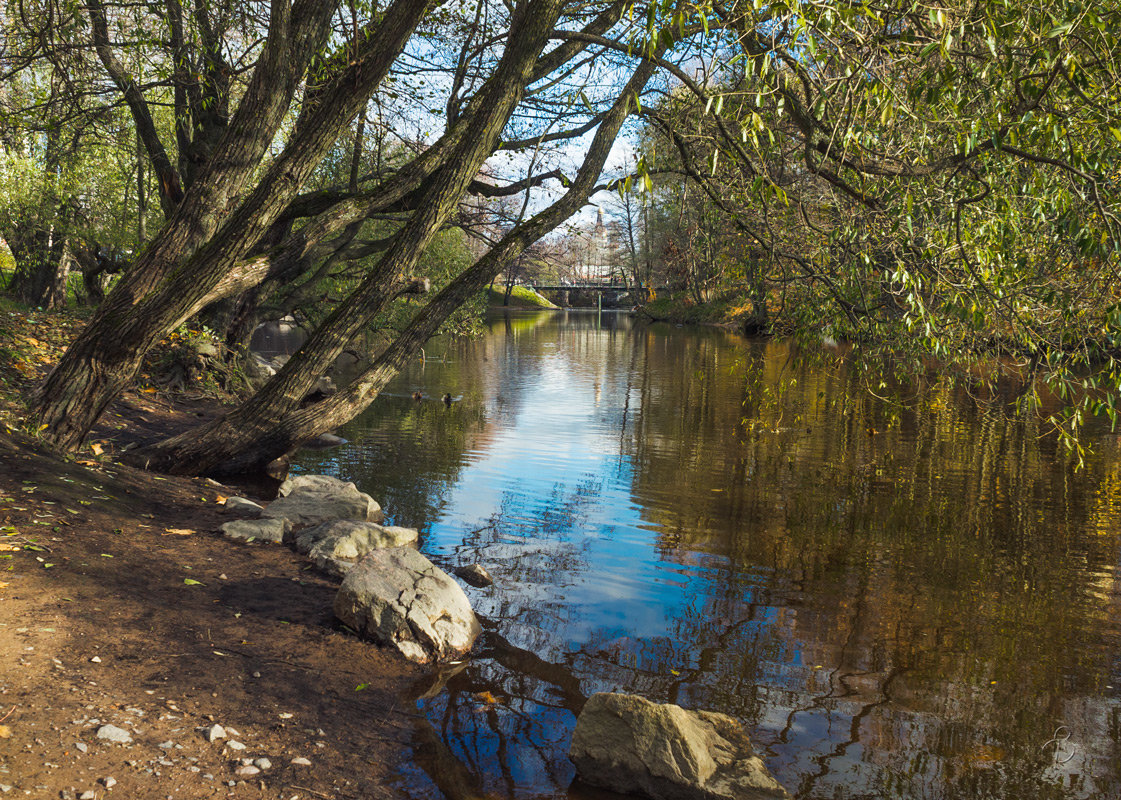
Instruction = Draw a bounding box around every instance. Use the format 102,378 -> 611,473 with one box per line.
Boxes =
484,285 -> 557,309
637,291 -> 764,332
0,301 -> 423,798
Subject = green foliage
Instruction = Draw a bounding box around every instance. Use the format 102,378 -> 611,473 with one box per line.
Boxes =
486,285 -> 558,308
629,0 -> 1121,454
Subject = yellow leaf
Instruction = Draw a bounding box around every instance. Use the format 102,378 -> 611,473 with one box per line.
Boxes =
0,580 -> 9,588
90,443 -> 104,456
215,494 -> 228,505
164,528 -> 194,536
0,725 -> 11,738
474,691 -> 501,705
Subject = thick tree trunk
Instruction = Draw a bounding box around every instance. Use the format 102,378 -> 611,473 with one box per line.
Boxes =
33,0 -> 426,451
130,50 -> 658,475
129,0 -> 569,473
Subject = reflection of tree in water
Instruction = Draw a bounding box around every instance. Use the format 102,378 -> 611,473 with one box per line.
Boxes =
304,318 -> 1121,800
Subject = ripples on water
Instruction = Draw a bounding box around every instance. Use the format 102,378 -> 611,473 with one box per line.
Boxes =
282,309 -> 1121,800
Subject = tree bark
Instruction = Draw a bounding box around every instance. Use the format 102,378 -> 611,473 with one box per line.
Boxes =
32,0 -> 425,452
130,49 -> 659,475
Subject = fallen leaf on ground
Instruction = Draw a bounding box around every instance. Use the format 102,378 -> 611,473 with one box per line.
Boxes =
216,494 -> 228,504
183,578 -> 206,586
90,443 -> 104,456
164,528 -> 194,536
0,725 -> 11,738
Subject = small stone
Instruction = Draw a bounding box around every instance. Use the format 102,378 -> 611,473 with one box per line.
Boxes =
226,740 -> 246,751
219,574 -> 228,580
0,785 -> 11,793
158,740 -> 174,749
101,777 -> 116,789
454,563 -> 494,588
95,725 -> 132,744
290,757 -> 311,766
202,724 -> 225,742
89,656 -> 101,664
278,713 -> 293,719
223,497 -> 264,517
253,758 -> 271,770
234,766 -> 259,778
79,792 -> 95,800
74,743 -> 87,753
252,672 -> 261,679
158,759 -> 173,767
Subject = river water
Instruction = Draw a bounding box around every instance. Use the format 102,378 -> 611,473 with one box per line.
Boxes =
281,309 -> 1121,800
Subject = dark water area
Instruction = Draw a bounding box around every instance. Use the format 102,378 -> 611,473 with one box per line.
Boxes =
280,309 -> 1121,800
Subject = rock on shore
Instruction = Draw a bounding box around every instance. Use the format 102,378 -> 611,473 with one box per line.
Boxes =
263,476 -> 383,527
295,519 -> 419,578
334,547 -> 480,664
569,693 -> 790,800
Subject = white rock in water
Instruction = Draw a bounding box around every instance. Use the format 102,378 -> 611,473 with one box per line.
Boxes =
454,563 -> 494,588
569,693 -> 791,800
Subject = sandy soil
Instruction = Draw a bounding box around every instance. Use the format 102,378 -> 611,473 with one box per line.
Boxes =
0,427 -> 423,800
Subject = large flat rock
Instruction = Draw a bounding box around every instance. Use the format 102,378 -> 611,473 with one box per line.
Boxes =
569,693 -> 790,800
262,480 -> 383,528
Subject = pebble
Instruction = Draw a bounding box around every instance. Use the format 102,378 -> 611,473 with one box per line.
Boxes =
79,792 -> 95,800
290,757 -> 311,766
253,758 -> 271,770
101,777 -> 116,788
89,656 -> 101,664
95,724 -> 132,744
234,766 -> 260,778
202,724 -> 226,742
74,743 -> 88,753
0,785 -> 11,793
226,740 -> 246,751
158,740 -> 174,749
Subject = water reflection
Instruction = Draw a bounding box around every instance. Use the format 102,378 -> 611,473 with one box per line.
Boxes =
292,310 -> 1121,800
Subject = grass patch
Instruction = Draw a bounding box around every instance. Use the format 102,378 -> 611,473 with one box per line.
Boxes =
641,291 -> 754,326
486,285 -> 558,309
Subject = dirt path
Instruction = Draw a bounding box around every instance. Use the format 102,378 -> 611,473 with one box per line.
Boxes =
0,430 -> 421,800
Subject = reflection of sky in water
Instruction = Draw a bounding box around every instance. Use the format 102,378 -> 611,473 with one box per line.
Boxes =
290,310 -> 1121,800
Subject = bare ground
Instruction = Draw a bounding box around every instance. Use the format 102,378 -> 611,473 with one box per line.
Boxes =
0,427 -> 424,800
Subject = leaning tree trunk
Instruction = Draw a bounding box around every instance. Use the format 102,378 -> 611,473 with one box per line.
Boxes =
32,0 -> 426,452
128,50 -> 659,475
128,0 -> 569,474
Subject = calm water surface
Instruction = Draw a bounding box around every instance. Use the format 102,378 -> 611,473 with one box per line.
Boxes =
285,310 -> 1121,800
